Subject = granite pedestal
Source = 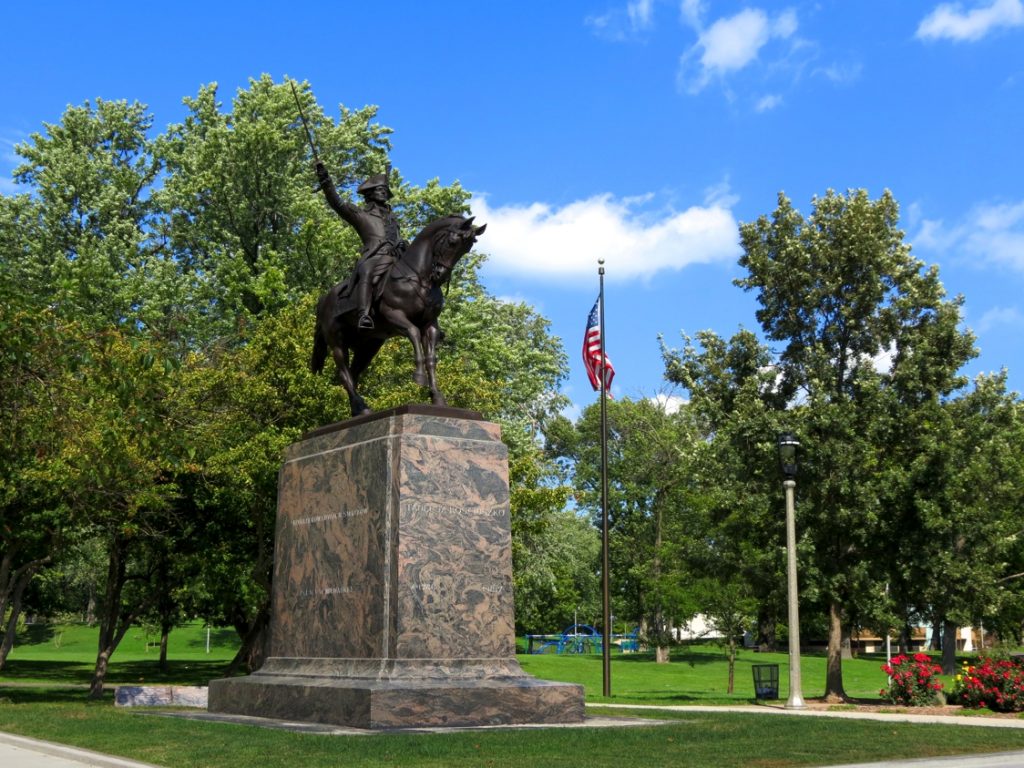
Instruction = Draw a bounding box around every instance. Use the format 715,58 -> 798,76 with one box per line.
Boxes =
208,405 -> 584,728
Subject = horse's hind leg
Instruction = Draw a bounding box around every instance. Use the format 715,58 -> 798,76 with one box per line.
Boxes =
331,344 -> 370,417
349,338 -> 385,392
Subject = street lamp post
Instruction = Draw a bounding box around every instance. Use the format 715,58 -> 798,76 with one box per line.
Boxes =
778,432 -> 806,710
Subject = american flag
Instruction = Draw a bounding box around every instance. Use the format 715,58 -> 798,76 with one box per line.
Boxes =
583,298 -> 614,396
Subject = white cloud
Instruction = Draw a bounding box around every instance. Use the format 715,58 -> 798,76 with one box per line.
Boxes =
975,305 -> 1024,333
914,200 -> 1024,270
680,0 -> 705,30
468,190 -> 740,280
814,61 -> 863,84
917,0 -> 1024,42
678,7 -> 799,94
871,342 -> 897,375
628,0 -> 654,30
755,93 -> 783,112
587,0 -> 656,40
650,393 -> 688,413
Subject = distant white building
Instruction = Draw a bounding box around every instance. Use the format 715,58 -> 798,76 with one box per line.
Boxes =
671,614 -> 725,641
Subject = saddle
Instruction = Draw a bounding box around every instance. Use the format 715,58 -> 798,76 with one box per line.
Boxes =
333,260 -> 398,319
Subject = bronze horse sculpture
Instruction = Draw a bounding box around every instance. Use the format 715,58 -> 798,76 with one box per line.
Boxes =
311,215 -> 486,416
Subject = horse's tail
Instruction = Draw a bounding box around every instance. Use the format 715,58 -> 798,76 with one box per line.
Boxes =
311,319 -> 328,375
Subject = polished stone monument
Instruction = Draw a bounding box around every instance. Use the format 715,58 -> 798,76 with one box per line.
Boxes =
208,405 -> 584,728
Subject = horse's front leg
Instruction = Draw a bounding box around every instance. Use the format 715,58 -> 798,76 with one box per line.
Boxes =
379,307 -> 428,386
424,322 -> 447,407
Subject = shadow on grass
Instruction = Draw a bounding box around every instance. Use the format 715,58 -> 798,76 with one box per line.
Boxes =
16,624 -> 59,645
0,660 -> 90,684
1,659 -> 232,687
0,686 -> 111,705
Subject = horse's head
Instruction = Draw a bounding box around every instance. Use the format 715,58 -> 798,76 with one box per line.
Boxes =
430,216 -> 486,284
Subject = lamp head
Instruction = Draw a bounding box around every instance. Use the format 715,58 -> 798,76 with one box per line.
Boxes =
777,432 -> 800,480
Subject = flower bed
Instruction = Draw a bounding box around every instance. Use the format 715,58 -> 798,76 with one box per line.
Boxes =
880,653 -> 944,706
951,657 -> 1024,712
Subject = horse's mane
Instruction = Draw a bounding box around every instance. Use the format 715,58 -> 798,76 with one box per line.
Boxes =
410,214 -> 469,246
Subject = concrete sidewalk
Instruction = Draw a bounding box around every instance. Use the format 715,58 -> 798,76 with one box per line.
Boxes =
0,732 -> 159,768
588,702 -> 1024,729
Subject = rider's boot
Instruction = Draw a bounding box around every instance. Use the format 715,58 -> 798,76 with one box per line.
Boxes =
355,277 -> 374,330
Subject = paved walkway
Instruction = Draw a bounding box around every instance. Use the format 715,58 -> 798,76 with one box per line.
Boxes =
4,705 -> 1024,767
0,732 -> 158,768
588,702 -> 1024,729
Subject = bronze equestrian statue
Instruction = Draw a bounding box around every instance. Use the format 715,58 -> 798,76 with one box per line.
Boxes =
310,161 -> 485,417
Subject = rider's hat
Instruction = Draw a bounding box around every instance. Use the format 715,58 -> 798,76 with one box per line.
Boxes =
357,173 -> 391,198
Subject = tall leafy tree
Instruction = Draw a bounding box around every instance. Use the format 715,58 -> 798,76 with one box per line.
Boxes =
10,99 -> 177,336
551,397 -> 699,661
0,287 -> 78,668
736,189 -> 976,698
882,373 -> 1024,671
662,329 -> 793,651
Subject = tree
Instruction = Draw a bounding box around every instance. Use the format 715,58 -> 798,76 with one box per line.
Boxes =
551,397 -> 699,662
735,189 -> 976,699
662,329 -> 792,651
882,373 -> 1024,671
0,288 -> 76,668
10,99 -> 176,337
1,76 -> 574,681
156,75 -> 409,345
511,501 -> 600,634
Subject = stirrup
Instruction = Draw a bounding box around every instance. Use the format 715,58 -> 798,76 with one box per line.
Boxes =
357,313 -> 374,330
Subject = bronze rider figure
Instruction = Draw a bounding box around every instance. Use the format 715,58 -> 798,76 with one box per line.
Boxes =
315,161 -> 407,330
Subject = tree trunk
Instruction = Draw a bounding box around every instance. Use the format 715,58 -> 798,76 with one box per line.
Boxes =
824,600 -> 847,701
655,645 -> 670,664
757,613 -> 777,652
929,613 -> 942,651
841,627 -> 853,660
159,623 -> 170,673
899,623 -> 912,654
228,604 -> 270,674
0,571 -> 30,670
941,619 -> 958,675
89,536 -> 135,699
0,548 -> 17,621
90,649 -> 112,699
85,589 -> 96,625
726,637 -> 736,694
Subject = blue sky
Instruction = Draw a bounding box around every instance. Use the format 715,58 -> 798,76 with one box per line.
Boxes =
3,1 -> 1023,413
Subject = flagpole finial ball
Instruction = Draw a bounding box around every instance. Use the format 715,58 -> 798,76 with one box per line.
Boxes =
598,259 -> 605,265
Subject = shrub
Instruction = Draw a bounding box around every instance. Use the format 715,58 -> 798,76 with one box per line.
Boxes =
879,653 -> 944,706
951,657 -> 1024,712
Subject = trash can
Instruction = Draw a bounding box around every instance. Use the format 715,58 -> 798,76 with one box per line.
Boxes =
752,664 -> 780,700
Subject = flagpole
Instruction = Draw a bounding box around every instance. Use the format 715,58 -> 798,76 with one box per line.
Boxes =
598,259 -> 611,698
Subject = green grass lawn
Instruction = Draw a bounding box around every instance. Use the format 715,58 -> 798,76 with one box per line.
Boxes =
1,621 -> 238,687
3,626 -> 1024,768
2,690 -> 1024,768
520,644 -> 894,703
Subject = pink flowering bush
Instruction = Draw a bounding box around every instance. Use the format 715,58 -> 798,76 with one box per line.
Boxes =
951,657 -> 1024,712
879,653 -> 944,706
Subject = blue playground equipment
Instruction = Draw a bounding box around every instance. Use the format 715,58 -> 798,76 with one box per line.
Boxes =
527,624 -> 641,654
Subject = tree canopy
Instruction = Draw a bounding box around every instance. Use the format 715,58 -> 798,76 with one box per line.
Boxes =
0,76 -> 570,689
